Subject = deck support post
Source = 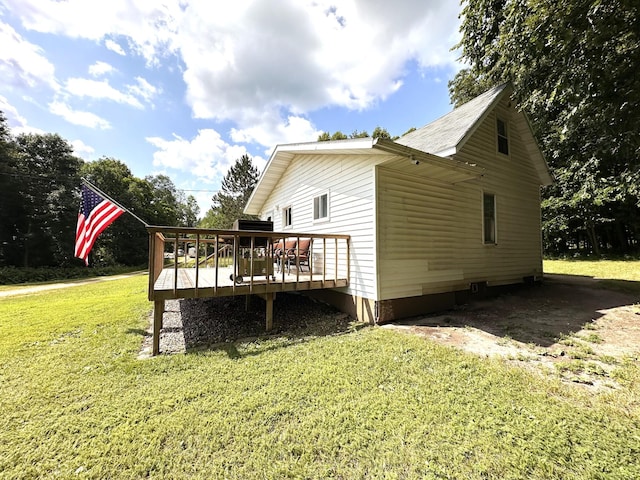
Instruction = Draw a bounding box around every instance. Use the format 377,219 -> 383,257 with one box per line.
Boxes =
265,292 -> 274,332
152,299 -> 164,356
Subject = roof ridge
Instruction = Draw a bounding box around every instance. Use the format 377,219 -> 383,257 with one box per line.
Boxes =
396,83 -> 509,155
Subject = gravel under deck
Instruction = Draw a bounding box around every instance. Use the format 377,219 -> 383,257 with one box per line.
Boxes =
141,293 -> 354,356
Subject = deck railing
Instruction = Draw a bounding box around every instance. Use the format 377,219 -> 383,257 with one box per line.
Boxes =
147,226 -> 351,301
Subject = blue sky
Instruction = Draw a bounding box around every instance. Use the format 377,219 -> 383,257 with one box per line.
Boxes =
0,0 -> 464,215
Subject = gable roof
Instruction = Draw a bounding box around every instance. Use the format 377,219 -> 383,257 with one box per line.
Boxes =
397,83 -> 552,185
244,137 -> 484,215
245,84 -> 552,215
396,83 -> 508,157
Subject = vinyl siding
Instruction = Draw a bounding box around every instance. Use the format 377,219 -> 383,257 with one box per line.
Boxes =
257,153 -> 378,299
377,96 -> 544,300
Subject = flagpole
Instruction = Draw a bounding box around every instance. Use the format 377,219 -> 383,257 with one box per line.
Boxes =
81,178 -> 149,227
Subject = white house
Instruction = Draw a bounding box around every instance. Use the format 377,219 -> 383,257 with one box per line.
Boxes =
244,84 -> 553,323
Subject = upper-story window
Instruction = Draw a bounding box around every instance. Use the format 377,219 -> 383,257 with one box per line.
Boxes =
497,118 -> 509,155
313,193 -> 329,222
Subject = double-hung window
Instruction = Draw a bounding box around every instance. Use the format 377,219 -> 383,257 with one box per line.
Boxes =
313,193 -> 329,222
497,118 -> 509,156
483,193 -> 496,244
283,206 -> 292,228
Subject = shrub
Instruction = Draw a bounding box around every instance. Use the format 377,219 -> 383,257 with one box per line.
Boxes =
0,265 -> 144,285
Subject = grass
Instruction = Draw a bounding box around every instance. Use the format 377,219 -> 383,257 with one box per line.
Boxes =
544,259 -> 640,281
545,259 -> 640,295
1,274 -> 640,478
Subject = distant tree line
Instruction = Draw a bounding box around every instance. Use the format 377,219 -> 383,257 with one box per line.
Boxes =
317,126 -> 397,142
0,112 -> 200,268
450,0 -> 640,256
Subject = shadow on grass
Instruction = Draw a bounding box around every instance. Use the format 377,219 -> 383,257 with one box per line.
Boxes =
127,328 -> 151,337
178,293 -> 359,358
394,274 -> 640,347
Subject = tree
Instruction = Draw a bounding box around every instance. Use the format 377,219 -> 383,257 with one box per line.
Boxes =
81,160 -> 198,265
10,133 -> 83,267
0,112 -> 22,266
317,127 -> 397,142
372,126 -> 393,140
179,195 -> 200,227
204,155 -> 259,229
450,0 -> 640,255
80,158 -> 148,266
330,131 -> 348,141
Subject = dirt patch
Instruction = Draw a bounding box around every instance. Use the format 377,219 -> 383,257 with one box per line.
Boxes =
382,274 -> 640,390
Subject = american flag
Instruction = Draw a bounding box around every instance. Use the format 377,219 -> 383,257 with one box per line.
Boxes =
75,184 -> 125,265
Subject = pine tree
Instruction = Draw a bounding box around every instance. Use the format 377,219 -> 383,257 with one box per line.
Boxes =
206,155 -> 260,229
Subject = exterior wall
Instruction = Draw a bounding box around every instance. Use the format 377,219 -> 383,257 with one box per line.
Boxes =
256,153 -> 379,300
376,96 -> 544,303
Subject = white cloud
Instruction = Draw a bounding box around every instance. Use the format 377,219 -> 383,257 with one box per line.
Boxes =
0,20 -> 58,91
176,0 -> 462,120
3,0 -> 180,62
231,114 -> 321,150
0,95 -> 44,135
88,61 -> 115,76
70,139 -> 95,158
146,129 -> 264,181
127,77 -> 158,105
6,0 -> 462,147
49,100 -> 111,129
104,39 -> 126,56
64,77 -> 143,108
62,77 -> 158,108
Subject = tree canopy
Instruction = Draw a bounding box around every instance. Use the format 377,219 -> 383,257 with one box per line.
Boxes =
317,127 -> 397,142
450,0 -> 640,255
0,114 -> 200,267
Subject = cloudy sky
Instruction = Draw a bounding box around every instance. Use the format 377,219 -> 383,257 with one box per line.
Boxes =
0,0 -> 464,214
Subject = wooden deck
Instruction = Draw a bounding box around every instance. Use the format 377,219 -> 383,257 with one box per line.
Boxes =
147,226 -> 350,355
153,266 -> 348,300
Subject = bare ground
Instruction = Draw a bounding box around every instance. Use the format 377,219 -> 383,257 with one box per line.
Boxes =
382,274 -> 640,390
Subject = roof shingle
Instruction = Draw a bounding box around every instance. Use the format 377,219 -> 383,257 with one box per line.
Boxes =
396,83 -> 508,155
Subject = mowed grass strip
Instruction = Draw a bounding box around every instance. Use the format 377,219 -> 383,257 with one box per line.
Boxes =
545,259 -> 640,281
1,274 -> 639,479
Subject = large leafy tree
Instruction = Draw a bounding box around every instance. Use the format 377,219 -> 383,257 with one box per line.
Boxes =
81,160 -> 199,266
0,114 -> 201,268
202,155 -> 259,229
450,0 -> 640,255
0,113 -> 23,266
10,133 -> 83,267
80,158 -> 145,265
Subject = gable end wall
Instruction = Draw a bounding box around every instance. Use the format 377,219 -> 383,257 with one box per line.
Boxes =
377,95 -> 544,303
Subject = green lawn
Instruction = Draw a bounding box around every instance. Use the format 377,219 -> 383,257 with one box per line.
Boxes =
1,273 -> 639,479
545,259 -> 640,294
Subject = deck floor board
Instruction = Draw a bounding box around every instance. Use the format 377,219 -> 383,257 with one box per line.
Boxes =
153,266 -> 347,299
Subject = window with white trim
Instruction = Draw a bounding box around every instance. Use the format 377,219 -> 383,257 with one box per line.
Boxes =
313,193 -> 329,221
497,118 -> 509,155
283,206 -> 292,228
483,193 -> 496,244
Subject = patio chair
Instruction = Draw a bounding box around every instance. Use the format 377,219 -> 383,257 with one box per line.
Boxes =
274,239 -> 297,273
286,238 -> 311,273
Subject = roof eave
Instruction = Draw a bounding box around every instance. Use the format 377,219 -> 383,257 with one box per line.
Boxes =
244,138 -> 378,215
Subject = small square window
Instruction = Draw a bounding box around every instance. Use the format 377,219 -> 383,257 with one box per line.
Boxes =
313,193 -> 328,221
283,206 -> 292,228
497,118 -> 509,155
483,193 -> 496,244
